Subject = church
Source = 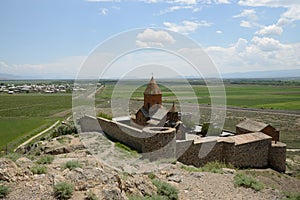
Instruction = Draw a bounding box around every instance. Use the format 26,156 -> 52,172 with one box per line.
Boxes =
132,77 -> 184,138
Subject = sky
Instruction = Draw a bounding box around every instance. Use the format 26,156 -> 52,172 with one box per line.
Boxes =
0,0 -> 299,79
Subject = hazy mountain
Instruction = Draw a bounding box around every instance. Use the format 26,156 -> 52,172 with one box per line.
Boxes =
222,69 -> 300,79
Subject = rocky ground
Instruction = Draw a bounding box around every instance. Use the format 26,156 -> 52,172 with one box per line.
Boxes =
1,133 -> 300,200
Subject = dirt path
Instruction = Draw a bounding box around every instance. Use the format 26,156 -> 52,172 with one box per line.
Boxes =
14,120 -> 60,152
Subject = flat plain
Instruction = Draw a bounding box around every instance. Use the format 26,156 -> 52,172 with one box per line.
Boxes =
0,93 -> 71,151
1,79 -> 299,152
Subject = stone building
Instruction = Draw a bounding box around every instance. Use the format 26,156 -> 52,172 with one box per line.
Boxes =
236,118 -> 280,142
132,77 -> 181,129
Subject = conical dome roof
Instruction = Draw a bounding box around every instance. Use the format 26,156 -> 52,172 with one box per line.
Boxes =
169,102 -> 179,112
144,77 -> 162,95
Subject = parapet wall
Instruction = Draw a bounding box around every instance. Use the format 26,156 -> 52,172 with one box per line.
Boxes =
268,141 -> 286,172
98,117 -> 144,152
97,117 -> 176,160
79,116 -> 286,172
233,139 -> 270,168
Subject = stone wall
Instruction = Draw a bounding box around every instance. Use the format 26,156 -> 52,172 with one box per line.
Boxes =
78,115 -> 102,132
97,117 -> 144,152
233,139 -> 271,168
268,141 -> 286,172
97,117 -> 176,160
80,116 -> 286,172
178,140 -> 223,167
142,127 -> 176,161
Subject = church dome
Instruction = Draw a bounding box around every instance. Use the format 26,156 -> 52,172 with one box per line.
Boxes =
144,77 -> 162,95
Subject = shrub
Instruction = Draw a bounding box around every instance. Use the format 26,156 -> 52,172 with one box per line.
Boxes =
283,192 -> 300,200
148,172 -> 156,180
129,194 -> 167,200
201,161 -> 233,174
4,152 -> 21,162
52,124 -> 78,138
151,179 -> 178,200
181,161 -> 233,174
36,155 -> 54,164
86,191 -> 99,200
180,165 -> 202,172
31,165 -> 47,174
0,185 -> 10,198
234,173 -> 264,191
98,112 -> 112,120
53,182 -> 74,200
63,160 -> 82,170
115,142 -> 138,157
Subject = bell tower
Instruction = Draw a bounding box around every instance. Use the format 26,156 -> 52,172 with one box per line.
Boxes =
143,76 -> 162,112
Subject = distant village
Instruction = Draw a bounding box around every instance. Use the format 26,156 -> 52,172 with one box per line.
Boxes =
0,82 -> 100,94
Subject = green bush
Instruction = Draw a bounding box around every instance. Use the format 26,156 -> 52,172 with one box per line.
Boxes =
31,165 -> 47,174
181,161 -> 234,174
147,172 -> 156,180
283,192 -> 300,200
98,112 -> 112,120
36,155 -> 54,164
53,182 -> 74,200
234,173 -> 264,191
115,142 -> 138,155
52,124 -> 78,138
86,191 -> 99,200
129,194 -> 167,200
63,160 -> 82,170
4,152 -> 21,162
151,179 -> 178,200
201,161 -> 233,174
0,185 -> 10,198
180,165 -> 202,172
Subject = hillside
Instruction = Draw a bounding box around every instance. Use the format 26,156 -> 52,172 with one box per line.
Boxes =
1,130 -> 300,199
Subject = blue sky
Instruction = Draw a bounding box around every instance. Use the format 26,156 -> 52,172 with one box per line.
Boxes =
0,0 -> 299,78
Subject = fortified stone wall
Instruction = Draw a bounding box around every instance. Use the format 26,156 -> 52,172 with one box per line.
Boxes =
269,141 -> 286,172
233,139 -> 271,168
78,115 -> 102,132
97,117 -> 144,152
142,127 -> 176,161
178,140 -> 223,167
79,116 -> 286,172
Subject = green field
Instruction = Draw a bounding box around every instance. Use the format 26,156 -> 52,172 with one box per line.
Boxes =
96,83 -> 300,110
0,80 -> 299,151
96,81 -> 300,148
0,94 -> 72,151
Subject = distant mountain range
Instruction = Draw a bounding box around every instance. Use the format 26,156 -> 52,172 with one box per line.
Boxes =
1,69 -> 300,80
222,69 -> 300,79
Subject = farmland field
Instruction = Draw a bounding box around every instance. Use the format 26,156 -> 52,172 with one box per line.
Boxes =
0,93 -> 72,151
95,81 -> 300,148
1,79 -> 299,152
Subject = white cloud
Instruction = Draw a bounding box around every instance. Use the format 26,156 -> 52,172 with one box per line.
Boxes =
238,0 -> 300,23
251,36 -> 283,51
215,0 -> 230,4
0,61 -> 9,69
206,36 -> 300,73
135,28 -> 175,47
172,0 -> 197,5
233,9 -> 260,28
86,0 -> 120,2
0,56 -> 85,79
255,24 -> 283,35
216,30 -> 223,34
233,9 -> 258,21
155,5 -> 199,15
163,20 -> 212,34
99,8 -> 108,15
240,20 -> 252,28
